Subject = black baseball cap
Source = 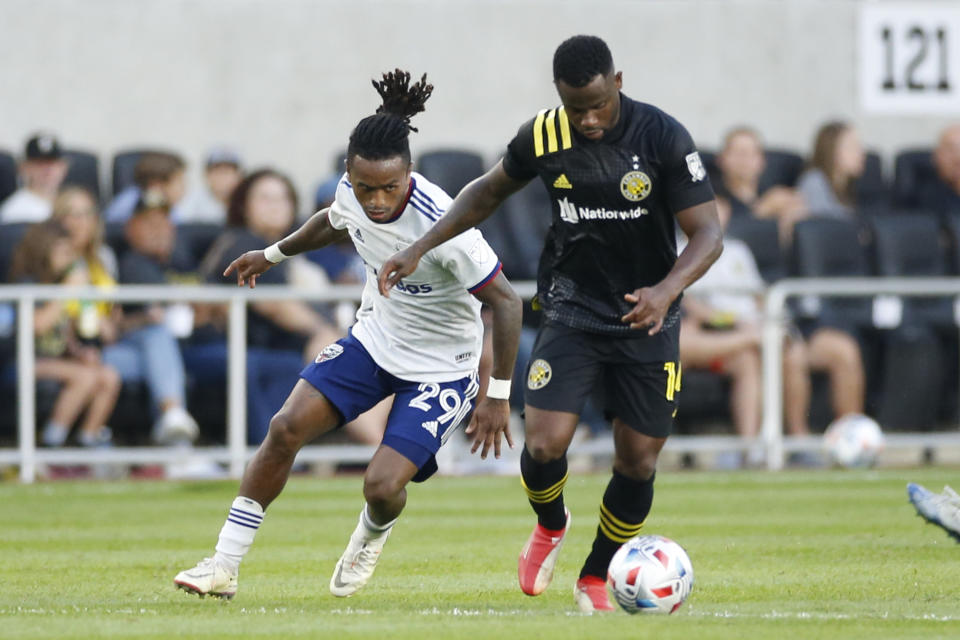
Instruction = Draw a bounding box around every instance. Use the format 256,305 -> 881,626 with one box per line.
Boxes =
25,133 -> 63,161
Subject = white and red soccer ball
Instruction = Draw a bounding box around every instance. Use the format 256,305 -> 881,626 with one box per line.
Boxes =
607,535 -> 694,614
822,413 -> 885,468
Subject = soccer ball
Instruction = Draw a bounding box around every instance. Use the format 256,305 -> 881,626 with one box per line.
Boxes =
606,535 -> 694,614
822,413 -> 885,468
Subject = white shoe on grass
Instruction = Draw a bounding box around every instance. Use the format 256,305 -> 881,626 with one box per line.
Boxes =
153,406 -> 199,445
329,529 -> 391,597
174,557 -> 238,599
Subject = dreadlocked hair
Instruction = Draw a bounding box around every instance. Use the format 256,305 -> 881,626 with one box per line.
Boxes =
347,69 -> 434,162
553,35 -> 614,87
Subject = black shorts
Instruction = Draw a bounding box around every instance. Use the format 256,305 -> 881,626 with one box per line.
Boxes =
524,321 -> 680,438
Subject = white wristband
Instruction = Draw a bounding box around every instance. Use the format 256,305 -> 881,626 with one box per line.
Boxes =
263,242 -> 290,264
487,377 -> 511,400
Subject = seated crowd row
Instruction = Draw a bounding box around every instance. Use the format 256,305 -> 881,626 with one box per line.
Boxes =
0,137 -> 381,453
0,120 -> 958,464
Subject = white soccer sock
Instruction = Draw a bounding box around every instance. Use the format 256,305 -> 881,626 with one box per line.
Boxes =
214,496 -> 265,572
359,503 -> 397,539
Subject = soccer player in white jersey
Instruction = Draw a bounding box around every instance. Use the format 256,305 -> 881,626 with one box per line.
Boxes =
174,70 -> 522,600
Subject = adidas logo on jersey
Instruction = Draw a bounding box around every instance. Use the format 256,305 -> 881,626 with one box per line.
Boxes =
353,228 -> 364,243
557,197 -> 649,224
421,421 -> 439,437
553,174 -> 573,189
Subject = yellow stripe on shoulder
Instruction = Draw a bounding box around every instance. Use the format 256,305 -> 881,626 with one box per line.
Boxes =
533,109 -> 547,157
533,107 -> 572,158
558,107 -> 572,150
544,109 -> 558,153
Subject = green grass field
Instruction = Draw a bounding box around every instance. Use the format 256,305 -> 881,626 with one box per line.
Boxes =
2,469 -> 960,639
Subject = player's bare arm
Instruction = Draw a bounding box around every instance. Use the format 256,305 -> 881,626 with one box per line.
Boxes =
223,208 -> 348,288
377,162 -> 528,296
622,199 -> 723,334
464,272 -> 522,459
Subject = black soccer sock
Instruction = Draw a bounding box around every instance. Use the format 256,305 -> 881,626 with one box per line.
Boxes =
579,470 -> 655,579
520,446 -> 569,531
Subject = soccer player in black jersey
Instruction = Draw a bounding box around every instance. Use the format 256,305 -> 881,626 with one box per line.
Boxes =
379,36 -> 722,612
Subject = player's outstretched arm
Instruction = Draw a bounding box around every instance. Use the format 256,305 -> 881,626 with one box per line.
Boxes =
377,162 -> 528,297
465,272 -> 523,459
621,200 -> 723,334
223,208 -> 348,288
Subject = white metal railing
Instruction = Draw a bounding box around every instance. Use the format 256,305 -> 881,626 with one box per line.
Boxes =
2,277 -> 959,482
761,277 -> 960,470
0,282 -> 532,483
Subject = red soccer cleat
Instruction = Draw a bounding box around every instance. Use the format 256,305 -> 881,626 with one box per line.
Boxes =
518,509 -> 571,595
573,575 -> 615,613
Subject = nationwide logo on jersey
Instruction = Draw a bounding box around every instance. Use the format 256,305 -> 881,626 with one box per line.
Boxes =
315,343 -> 344,363
528,359 -> 552,390
553,173 -> 573,189
558,197 -> 648,224
421,420 -> 439,437
686,151 -> 707,182
353,227 -> 364,243
620,170 -> 652,202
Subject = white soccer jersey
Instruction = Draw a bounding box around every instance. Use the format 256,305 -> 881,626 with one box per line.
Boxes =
327,171 -> 502,382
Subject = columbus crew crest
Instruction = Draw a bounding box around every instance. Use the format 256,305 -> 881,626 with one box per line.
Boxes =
527,359 -> 553,390
620,170 -> 652,202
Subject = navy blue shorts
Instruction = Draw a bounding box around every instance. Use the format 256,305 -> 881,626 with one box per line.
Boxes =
300,332 -> 479,481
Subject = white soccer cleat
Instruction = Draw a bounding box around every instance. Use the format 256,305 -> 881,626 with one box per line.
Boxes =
907,483 -> 960,542
329,529 -> 391,597
153,406 -> 200,445
174,557 -> 238,599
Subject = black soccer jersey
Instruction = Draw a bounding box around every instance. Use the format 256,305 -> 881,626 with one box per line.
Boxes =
501,93 -> 714,337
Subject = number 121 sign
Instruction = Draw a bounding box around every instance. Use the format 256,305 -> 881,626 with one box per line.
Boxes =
859,3 -> 960,114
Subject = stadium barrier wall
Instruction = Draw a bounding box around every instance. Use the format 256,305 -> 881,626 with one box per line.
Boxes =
760,277 -> 960,470
1,278 -> 959,482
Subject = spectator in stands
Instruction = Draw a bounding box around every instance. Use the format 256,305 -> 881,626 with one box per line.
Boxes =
715,127 -> 808,243
105,152 -> 187,223
53,186 -> 119,282
0,133 -> 69,224
680,199 -> 866,466
204,169 -> 342,359
178,147 -> 244,224
8,221 -> 120,447
199,168 -> 384,444
797,121 -> 866,219
918,124 -> 960,215
51,186 -> 122,346
306,176 -> 365,287
103,195 -> 201,445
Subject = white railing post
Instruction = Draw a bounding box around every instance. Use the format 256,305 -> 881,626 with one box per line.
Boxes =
227,294 -> 248,479
761,285 -> 787,471
16,296 -> 36,484
1,278 -> 958,478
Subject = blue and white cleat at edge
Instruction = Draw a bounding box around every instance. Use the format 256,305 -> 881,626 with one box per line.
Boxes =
907,483 -> 960,543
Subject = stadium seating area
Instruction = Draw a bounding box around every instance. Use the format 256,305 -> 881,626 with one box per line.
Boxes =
0,135 -> 959,450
